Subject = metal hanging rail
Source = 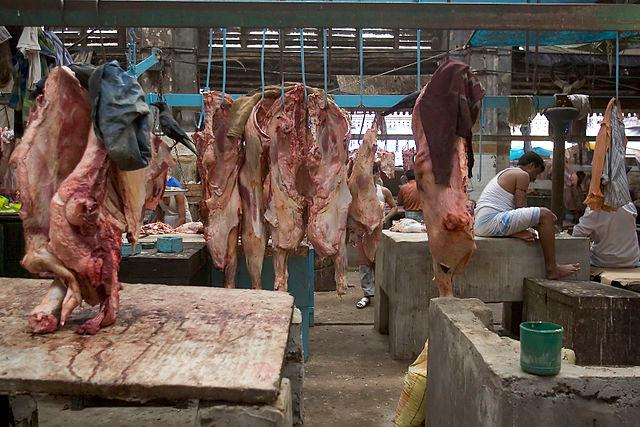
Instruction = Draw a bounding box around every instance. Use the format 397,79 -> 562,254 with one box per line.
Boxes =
2,1 -> 639,31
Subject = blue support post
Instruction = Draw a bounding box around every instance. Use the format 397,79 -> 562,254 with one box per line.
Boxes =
616,31 -> 620,100
478,98 -> 485,182
323,28 -> 329,105
261,29 -> 266,98
300,28 -> 307,99
221,28 -> 228,102
359,28 -> 364,107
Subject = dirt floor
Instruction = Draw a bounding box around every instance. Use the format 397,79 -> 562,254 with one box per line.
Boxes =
34,271 -> 408,426
304,273 -> 407,426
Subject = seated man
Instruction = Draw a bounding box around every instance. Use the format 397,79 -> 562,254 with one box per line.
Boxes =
397,169 -> 423,222
572,201 -> 640,268
474,151 -> 579,280
155,176 -> 192,228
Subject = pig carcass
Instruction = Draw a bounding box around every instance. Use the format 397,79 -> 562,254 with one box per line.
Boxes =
348,128 -> 383,265
305,92 -> 352,295
239,97 -> 274,289
412,60 -> 484,297
193,91 -> 242,288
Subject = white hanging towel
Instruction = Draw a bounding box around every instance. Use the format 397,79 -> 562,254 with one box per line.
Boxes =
17,27 -> 41,90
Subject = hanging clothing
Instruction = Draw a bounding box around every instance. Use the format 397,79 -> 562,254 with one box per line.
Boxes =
418,60 -> 485,184
44,31 -> 72,66
508,96 -> 536,126
568,94 -> 591,121
585,98 -> 632,211
16,27 -> 41,90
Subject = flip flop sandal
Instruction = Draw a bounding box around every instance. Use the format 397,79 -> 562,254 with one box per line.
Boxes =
356,296 -> 371,309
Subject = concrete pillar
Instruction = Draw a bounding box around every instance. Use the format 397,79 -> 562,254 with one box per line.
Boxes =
137,28 -> 198,131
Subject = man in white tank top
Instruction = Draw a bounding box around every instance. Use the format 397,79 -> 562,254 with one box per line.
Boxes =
474,152 -> 580,280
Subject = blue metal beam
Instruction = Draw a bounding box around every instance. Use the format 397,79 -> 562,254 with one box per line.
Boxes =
147,93 -> 555,110
128,47 -> 161,78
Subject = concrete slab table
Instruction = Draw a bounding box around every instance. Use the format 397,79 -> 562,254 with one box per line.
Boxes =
0,278 -> 295,426
374,230 -> 590,360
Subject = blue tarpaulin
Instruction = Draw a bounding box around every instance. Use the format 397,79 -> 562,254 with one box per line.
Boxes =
510,147 -> 552,161
469,31 -> 639,48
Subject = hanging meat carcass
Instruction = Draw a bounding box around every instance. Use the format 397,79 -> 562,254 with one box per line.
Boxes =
402,147 -> 416,172
46,128 -> 122,334
378,150 -> 396,180
263,85 -> 310,291
348,127 -> 384,265
240,97 -> 274,289
193,91 -> 242,288
412,60 -> 484,297
13,66 -> 170,334
305,92 -> 352,295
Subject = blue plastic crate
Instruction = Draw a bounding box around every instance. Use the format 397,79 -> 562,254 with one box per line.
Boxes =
121,243 -> 141,257
156,236 -> 183,253
210,248 -> 315,360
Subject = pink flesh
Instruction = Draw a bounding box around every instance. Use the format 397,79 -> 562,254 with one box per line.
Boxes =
348,128 -> 383,265
378,151 -> 395,179
402,148 -> 416,172
263,86 -> 308,292
144,136 -> 175,211
47,128 -> 122,334
305,93 -> 352,295
14,67 -> 153,334
193,91 -> 241,288
240,98 -> 274,289
11,67 -> 91,274
412,89 -> 475,297
11,67 -> 92,332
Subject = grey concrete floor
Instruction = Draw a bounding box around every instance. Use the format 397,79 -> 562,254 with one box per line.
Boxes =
35,271 -> 408,426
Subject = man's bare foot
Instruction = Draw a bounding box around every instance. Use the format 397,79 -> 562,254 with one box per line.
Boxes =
512,229 -> 537,242
547,263 -> 580,280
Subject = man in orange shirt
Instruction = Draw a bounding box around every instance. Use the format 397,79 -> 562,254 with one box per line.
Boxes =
397,170 -> 423,222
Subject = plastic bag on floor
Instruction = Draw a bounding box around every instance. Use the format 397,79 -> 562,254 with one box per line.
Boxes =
394,341 -> 428,427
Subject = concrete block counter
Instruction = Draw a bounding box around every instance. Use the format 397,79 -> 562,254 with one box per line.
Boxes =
374,230 -> 590,360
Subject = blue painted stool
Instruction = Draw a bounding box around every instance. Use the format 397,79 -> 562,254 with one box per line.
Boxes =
210,246 -> 315,361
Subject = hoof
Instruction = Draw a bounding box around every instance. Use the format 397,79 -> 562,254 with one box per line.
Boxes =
29,313 -> 59,334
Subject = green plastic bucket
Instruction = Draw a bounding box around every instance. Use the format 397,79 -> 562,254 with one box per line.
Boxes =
520,321 -> 563,376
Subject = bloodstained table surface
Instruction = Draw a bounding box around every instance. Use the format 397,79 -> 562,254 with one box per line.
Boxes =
0,278 -> 293,404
